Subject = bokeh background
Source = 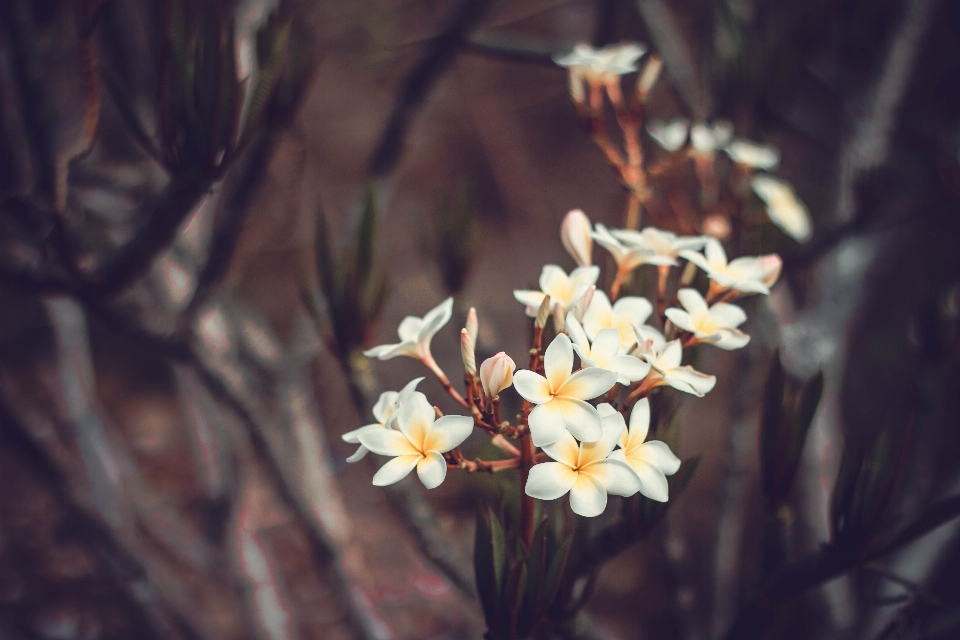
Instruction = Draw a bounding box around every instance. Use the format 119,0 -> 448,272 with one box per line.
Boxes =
2,0 -> 960,639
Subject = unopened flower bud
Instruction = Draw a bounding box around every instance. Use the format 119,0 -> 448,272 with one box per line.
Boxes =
569,285 -> 596,324
561,209 -> 593,267
465,307 -> 478,348
479,352 -> 516,400
535,295 -> 552,329
460,329 -> 476,376
760,254 -> 782,289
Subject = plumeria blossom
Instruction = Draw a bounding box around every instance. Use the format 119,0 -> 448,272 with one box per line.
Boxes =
567,314 -> 649,385
513,333 -> 617,446
554,43 -> 646,81
751,175 -> 812,243
634,326 -> 717,397
582,290 -> 652,350
561,209 -> 593,267
679,238 -> 778,295
647,118 -> 690,152
514,265 -> 600,318
690,121 -> 733,156
524,404 -> 642,517
611,227 -> 707,267
591,224 -> 655,273
479,352 -> 516,400
608,400 -> 681,502
363,298 -> 453,361
357,392 -> 472,489
665,289 -> 750,350
342,377 -> 424,463
724,140 -> 780,171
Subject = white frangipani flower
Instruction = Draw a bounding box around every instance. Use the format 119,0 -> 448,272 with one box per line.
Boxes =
647,118 -> 690,152
364,298 -> 454,361
357,392 -> 472,489
513,333 -> 617,447
665,289 -> 750,350
479,352 -> 516,400
342,377 -> 424,463
690,121 -> 733,156
608,400 -> 681,502
750,175 -> 812,243
611,227 -> 707,267
561,209 -> 593,267
679,238 -> 777,295
582,290 -> 653,350
514,265 -> 600,317
634,326 -> 716,397
591,224 -> 655,272
567,314 -> 650,385
724,140 -> 780,170
554,43 -> 646,80
524,404 -> 642,517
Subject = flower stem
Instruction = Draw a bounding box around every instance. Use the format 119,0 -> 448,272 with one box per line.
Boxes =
423,355 -> 470,408
610,267 -> 629,301
519,427 -> 536,548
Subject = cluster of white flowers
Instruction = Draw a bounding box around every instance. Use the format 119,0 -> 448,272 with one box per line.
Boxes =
353,209 -> 781,519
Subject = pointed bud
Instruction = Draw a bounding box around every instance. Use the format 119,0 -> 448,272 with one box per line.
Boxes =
460,328 -> 476,376
479,352 -> 516,400
569,285 -> 596,324
561,209 -> 593,267
466,307 -> 478,347
535,295 -> 552,330
760,254 -> 783,289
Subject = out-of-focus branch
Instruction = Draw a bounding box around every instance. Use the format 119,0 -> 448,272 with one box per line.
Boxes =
367,0 -> 493,177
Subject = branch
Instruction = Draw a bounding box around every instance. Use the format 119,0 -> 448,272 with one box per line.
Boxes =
367,0 -> 494,177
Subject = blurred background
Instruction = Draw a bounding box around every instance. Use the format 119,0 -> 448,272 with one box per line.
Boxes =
2,0 -> 960,638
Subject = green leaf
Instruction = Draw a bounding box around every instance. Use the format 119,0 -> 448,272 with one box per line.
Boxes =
474,509 -> 501,632
541,533 -> 574,613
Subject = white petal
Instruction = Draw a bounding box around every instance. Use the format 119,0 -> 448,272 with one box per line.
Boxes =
703,238 -> 727,270
585,459 -> 642,497
555,367 -> 617,401
514,290 -> 547,316
582,290 -> 613,339
397,317 -> 424,342
579,411 -> 626,465
569,473 -> 608,517
358,428 -> 418,456
636,441 -> 681,475
397,376 -> 425,403
371,391 -> 400,424
568,265 -> 601,291
554,397 -> 603,443
363,341 -> 420,360
659,340 -> 684,370
525,462 -> 578,500
543,333 -> 574,392
678,250 -> 710,274
590,328 -> 621,359
513,370 -> 552,405
539,265 -> 569,298
709,303 -> 747,328
528,401 -> 568,447
628,398 -> 651,446
612,355 -> 650,384
664,308 -> 696,334
612,296 -> 653,326
541,429 -> 581,467
676,288 -> 708,316
664,366 -> 717,396
418,298 -> 454,342
342,424 -> 379,444
423,415 -> 474,453
565,313 -> 591,353
397,392 -> 435,446
345,445 -> 369,463
417,451 -> 448,489
372,454 -> 422,486
628,456 -> 670,502
711,328 -> 751,350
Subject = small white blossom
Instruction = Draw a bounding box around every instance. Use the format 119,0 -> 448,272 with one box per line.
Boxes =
479,352 -> 516,400
561,209 -> 594,267
582,290 -> 653,351
357,392 -> 472,489
634,326 -> 716,397
751,175 -> 812,243
524,404 -> 642,517
591,224 -> 655,272
514,265 -> 600,317
342,377 -> 424,463
679,238 -> 778,295
647,118 -> 690,152
567,314 -> 650,385
665,289 -> 750,350
724,140 -> 780,170
513,333 -> 617,447
690,121 -> 733,156
554,43 -> 646,80
363,298 -> 453,361
760,254 -> 782,289
611,227 -> 707,267
608,400 -> 681,502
